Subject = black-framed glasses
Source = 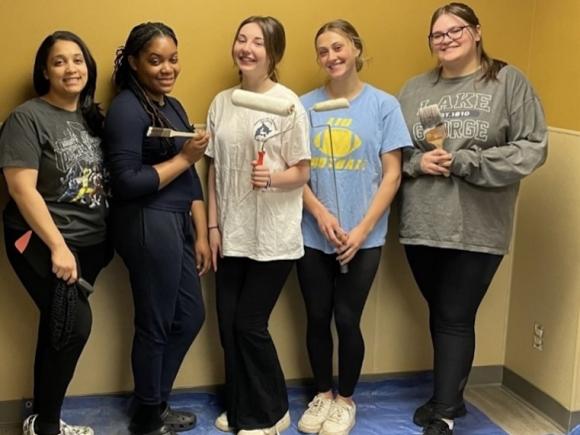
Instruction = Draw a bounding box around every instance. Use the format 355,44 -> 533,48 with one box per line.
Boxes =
428,25 -> 470,45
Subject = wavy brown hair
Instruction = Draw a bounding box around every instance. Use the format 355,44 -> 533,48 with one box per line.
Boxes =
232,16 -> 286,82
430,2 -> 506,82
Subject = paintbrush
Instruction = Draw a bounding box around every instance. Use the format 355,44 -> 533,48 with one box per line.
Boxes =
146,127 -> 198,138
418,104 -> 446,149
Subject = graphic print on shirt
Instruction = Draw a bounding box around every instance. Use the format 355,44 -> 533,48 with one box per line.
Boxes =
253,118 -> 279,142
55,121 -> 106,208
412,92 -> 492,143
311,117 -> 364,171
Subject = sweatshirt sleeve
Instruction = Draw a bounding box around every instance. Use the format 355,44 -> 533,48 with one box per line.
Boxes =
402,147 -> 424,178
105,94 -> 160,200
450,70 -> 548,188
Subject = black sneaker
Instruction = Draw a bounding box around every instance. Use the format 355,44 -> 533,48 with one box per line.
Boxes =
413,398 -> 466,427
423,419 -> 453,435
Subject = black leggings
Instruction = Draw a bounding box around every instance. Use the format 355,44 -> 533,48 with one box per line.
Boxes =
296,247 -> 381,397
216,256 -> 293,430
405,245 -> 502,413
4,226 -> 110,435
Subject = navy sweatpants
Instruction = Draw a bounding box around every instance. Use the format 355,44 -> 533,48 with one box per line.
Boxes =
112,205 -> 205,408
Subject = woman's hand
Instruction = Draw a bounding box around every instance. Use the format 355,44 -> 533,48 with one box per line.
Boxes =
251,160 -> 271,189
51,243 -> 77,284
209,227 -> 222,272
181,129 -> 210,164
336,224 -> 368,265
420,149 -> 452,176
315,208 -> 347,249
194,236 -> 212,276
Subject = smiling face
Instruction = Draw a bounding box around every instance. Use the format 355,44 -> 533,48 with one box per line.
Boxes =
129,35 -> 180,101
430,13 -> 480,69
44,39 -> 88,101
316,30 -> 360,81
232,22 -> 270,80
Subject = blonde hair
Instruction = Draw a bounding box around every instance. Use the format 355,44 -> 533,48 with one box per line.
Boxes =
315,19 -> 364,72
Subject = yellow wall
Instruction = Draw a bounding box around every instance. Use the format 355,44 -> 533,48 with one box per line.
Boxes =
504,0 -> 580,412
0,0 -> 539,402
527,0 -> 580,131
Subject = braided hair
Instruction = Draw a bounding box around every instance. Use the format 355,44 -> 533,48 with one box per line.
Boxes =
113,22 -> 180,153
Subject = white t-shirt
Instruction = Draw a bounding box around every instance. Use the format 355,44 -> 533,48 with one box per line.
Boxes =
206,83 -> 311,261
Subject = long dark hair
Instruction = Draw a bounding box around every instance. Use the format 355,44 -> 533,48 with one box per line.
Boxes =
429,2 -> 506,82
113,22 -> 179,150
232,16 -> 286,82
33,31 -> 103,136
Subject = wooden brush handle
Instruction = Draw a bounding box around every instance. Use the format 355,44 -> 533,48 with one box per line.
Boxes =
425,130 -> 445,149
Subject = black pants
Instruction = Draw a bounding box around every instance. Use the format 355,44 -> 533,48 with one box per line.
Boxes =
4,226 -> 110,435
296,247 -> 381,397
405,245 -> 503,413
112,206 -> 205,426
216,256 -> 293,430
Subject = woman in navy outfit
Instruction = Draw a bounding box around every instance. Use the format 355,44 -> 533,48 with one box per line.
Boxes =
105,22 -> 210,435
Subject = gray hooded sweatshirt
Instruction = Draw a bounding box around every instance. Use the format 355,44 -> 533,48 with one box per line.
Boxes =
398,65 -> 548,255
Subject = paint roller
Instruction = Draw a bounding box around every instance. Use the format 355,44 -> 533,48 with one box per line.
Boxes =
232,89 -> 296,165
232,90 -> 351,273
307,97 -> 351,274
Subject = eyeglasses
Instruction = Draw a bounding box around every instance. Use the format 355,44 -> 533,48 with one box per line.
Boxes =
428,25 -> 470,45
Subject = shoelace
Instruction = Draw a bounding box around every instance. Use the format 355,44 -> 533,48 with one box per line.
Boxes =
328,403 -> 347,422
60,421 -> 90,435
308,397 -> 327,415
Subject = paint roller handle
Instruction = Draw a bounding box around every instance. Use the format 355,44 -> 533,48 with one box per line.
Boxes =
257,150 -> 265,165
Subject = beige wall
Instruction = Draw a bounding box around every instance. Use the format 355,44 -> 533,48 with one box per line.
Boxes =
505,0 -> 580,412
0,0 -> 543,402
506,129 -> 580,411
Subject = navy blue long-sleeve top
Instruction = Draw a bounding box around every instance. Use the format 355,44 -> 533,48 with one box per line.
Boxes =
104,90 -> 202,211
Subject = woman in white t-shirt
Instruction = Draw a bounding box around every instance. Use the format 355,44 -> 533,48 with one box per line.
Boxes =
205,15 -> 310,435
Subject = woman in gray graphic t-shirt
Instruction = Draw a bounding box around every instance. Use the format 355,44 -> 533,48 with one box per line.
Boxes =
0,31 -> 111,435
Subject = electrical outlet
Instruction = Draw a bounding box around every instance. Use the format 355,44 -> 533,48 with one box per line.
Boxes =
533,322 -> 544,351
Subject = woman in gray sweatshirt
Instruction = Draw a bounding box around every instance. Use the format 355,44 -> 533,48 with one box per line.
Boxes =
398,3 -> 547,435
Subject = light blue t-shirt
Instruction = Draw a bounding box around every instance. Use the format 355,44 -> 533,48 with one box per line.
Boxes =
300,84 -> 412,254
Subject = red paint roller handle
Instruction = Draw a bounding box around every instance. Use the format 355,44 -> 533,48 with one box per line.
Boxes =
257,150 -> 265,165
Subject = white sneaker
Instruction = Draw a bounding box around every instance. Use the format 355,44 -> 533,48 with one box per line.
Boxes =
319,400 -> 356,435
22,415 -> 37,435
59,420 -> 94,435
297,393 -> 333,433
22,415 -> 94,435
215,411 -> 234,432
237,411 -> 291,435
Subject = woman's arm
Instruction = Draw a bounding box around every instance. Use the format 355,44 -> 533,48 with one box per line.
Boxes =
191,199 -> 211,276
337,149 -> 402,264
4,167 -> 77,283
207,160 -> 221,272
303,184 -> 346,248
251,159 -> 310,190
450,70 -> 548,187
154,132 -> 209,190
105,95 -> 209,200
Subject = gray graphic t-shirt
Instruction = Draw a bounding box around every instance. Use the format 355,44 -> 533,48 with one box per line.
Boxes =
0,98 -> 107,246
